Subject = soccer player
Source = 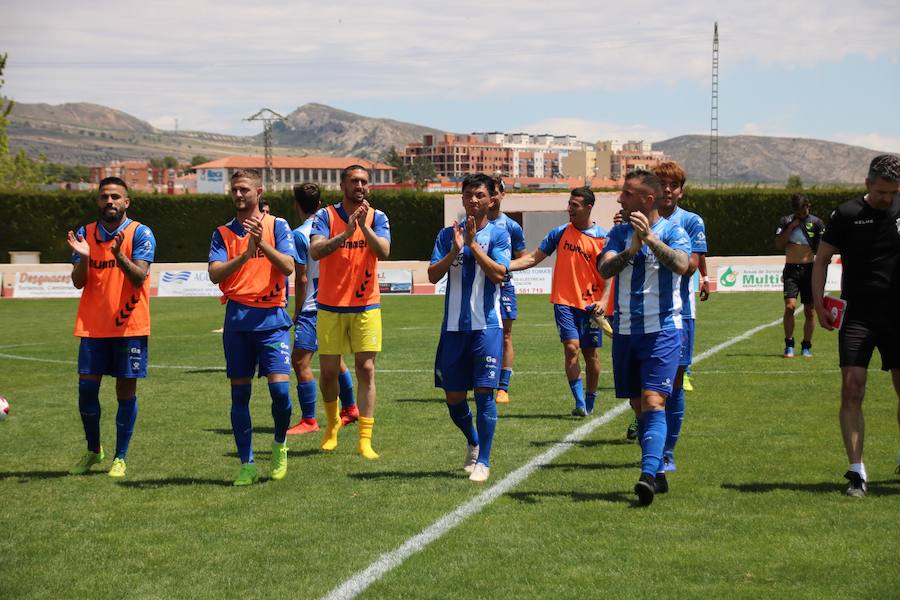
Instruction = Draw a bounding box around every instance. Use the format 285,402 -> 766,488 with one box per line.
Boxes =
598,170 -> 691,506
775,194 -> 824,357
429,174 -> 511,482
286,183 -> 358,435
811,154 -> 900,497
509,187 -> 611,417
66,177 -> 156,478
652,161 -> 708,473
208,169 -> 297,486
488,176 -> 526,404
310,165 -> 391,459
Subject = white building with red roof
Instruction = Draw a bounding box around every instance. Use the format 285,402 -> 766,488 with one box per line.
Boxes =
193,155 -> 395,193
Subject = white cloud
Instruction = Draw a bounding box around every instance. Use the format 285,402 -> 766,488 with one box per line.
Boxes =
516,118 -> 670,144
832,133 -> 900,153
2,1 -> 898,137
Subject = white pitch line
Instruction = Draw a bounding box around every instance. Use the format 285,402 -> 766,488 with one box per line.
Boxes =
319,315 -> 787,600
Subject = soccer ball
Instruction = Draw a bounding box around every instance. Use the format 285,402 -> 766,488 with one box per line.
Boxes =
0,396 -> 8,421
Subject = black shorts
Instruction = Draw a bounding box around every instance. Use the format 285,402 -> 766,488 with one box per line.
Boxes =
838,302 -> 900,371
782,263 -> 813,304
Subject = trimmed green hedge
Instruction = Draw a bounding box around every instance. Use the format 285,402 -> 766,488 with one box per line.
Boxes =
0,187 -> 863,262
680,188 -> 863,256
0,189 -> 445,263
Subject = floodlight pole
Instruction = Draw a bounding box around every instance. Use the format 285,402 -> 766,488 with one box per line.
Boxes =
709,22 -> 719,189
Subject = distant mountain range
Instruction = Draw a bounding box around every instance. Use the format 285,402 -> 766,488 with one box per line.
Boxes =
6,100 -> 891,184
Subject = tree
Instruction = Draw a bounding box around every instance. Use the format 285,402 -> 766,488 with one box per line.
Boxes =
0,53 -> 48,189
786,175 -> 803,191
162,156 -> 179,169
381,146 -> 410,182
190,155 -> 211,167
409,156 -> 436,190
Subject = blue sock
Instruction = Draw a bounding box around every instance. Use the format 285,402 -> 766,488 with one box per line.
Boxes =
664,387 -> 685,458
230,384 -> 253,464
474,392 -> 498,467
269,381 -> 292,444
77,379 -> 102,453
498,368 -> 512,391
569,378 -> 585,410
639,410 -> 667,476
297,380 -> 317,420
447,401 -> 479,448
114,396 -> 138,460
585,391 -> 597,414
338,369 -> 356,409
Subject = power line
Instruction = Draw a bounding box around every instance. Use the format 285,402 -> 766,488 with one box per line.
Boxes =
244,108 -> 285,187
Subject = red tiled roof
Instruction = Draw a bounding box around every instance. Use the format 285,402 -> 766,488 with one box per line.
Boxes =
193,155 -> 394,171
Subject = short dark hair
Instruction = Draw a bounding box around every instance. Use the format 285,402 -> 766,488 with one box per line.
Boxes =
293,182 -> 321,214
790,193 -> 809,210
258,198 -> 270,211
99,176 -> 128,191
341,165 -> 370,183
867,154 -> 900,182
461,173 -> 496,197
570,186 -> 595,205
231,169 -> 263,187
625,169 -> 663,201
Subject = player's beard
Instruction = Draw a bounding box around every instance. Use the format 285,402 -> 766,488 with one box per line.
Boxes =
99,205 -> 124,223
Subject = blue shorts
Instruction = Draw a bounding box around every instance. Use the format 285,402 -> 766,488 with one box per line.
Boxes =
434,329 -> 503,392
78,337 -> 149,378
679,318 -> 695,367
554,304 -> 602,348
500,284 -> 517,321
612,328 -> 681,399
223,327 -> 292,379
293,311 -> 318,352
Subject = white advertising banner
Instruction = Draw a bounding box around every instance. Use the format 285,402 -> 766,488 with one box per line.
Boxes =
12,271 -> 81,298
509,267 -> 553,294
378,269 -> 413,294
434,267 -> 553,295
716,264 -> 842,292
157,270 -> 221,297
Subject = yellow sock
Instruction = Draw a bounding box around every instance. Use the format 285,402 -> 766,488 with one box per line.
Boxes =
320,400 -> 341,451
357,416 -> 379,459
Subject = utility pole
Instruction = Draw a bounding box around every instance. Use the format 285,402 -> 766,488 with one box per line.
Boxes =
709,22 -> 719,189
245,108 -> 286,188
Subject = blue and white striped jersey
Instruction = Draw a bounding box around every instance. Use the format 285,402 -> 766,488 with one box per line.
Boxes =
491,213 -> 526,291
604,217 -> 692,335
431,221 -> 511,332
665,206 -> 708,319
292,218 -> 319,314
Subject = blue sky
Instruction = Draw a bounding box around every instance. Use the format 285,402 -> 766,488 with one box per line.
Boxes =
4,0 -> 899,151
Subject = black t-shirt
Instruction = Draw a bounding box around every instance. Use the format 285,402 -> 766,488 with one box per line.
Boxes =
822,195 -> 900,303
775,213 -> 825,253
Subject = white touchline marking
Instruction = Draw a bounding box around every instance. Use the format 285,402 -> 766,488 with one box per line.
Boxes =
319,314 -> 788,600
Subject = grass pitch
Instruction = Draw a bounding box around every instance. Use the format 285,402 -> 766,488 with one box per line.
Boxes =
1,293 -> 898,599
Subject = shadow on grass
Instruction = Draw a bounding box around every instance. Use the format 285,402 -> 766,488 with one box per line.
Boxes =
507,490 -> 634,505
501,414 -> 578,421
722,481 -> 900,496
184,368 -> 227,374
204,427 -> 276,435
223,449 -> 319,459
347,469 -> 456,481
530,438 -> 634,448
0,470 -> 85,481
541,461 -> 640,471
117,477 -> 251,488
394,397 -> 444,404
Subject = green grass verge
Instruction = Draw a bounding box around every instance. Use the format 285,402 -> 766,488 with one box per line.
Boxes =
0,293 -> 897,599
